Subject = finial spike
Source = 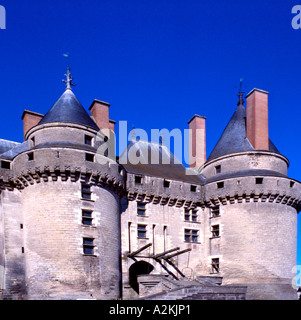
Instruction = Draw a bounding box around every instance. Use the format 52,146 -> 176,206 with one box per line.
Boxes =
62,53 -> 75,90
237,78 -> 245,106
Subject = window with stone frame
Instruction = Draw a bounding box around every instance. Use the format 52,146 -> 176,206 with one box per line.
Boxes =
211,258 -> 220,273
83,237 -> 95,255
82,210 -> 93,226
184,229 -> 199,243
211,224 -> 220,238
137,224 -> 147,238
184,209 -> 198,222
137,202 -> 147,216
210,206 -> 220,218
81,184 -> 92,200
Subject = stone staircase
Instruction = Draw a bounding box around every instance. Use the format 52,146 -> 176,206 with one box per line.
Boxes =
138,275 -> 247,300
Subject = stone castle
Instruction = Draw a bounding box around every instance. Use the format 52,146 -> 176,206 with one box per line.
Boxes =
0,69 -> 300,300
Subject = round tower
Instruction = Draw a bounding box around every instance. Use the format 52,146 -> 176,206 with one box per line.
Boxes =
12,70 -> 125,299
200,88 -> 301,299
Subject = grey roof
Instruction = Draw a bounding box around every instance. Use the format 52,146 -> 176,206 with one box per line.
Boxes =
38,89 -> 99,131
0,141 -> 29,160
0,139 -> 20,155
120,140 -> 205,183
207,103 -> 280,162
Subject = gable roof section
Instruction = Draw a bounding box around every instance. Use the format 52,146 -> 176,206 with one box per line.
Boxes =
38,90 -> 99,131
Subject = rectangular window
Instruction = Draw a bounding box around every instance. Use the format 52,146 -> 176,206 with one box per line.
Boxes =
83,237 -> 95,255
211,258 -> 220,273
85,135 -> 93,146
256,177 -> 263,184
211,206 -> 220,218
135,175 -> 142,184
184,229 -> 199,243
190,185 -> 197,192
215,165 -> 221,174
217,181 -> 224,189
184,209 -> 198,222
137,224 -> 147,238
82,210 -> 93,226
164,180 -> 170,188
28,152 -> 34,161
1,160 -> 10,169
137,202 -> 147,216
211,225 -> 220,238
290,181 -> 295,188
81,184 -> 92,200
85,153 -> 95,162
31,136 -> 35,147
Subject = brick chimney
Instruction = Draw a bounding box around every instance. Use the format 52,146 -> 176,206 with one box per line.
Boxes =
245,88 -> 269,150
188,114 -> 206,168
89,99 -> 115,131
21,110 -> 44,140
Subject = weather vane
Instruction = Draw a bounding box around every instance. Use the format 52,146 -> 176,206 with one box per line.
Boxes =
62,53 -> 75,90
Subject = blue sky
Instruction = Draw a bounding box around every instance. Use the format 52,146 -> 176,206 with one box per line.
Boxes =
0,0 -> 300,264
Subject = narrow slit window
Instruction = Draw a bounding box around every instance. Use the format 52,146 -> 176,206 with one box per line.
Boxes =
290,181 -> 295,188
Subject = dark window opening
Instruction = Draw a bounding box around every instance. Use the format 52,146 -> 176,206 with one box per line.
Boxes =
1,161 -> 10,169
137,202 -> 146,216
211,206 -> 220,217
184,229 -> 199,243
211,258 -> 220,273
211,225 -> 220,238
164,180 -> 170,188
256,177 -> 263,184
135,175 -> 142,184
81,184 -> 92,200
190,185 -> 197,192
137,224 -> 147,238
85,135 -> 93,146
85,153 -> 95,162
217,181 -> 224,189
28,152 -> 34,161
83,237 -> 95,255
215,165 -> 221,174
290,181 -> 295,188
82,210 -> 93,226
31,137 -> 35,147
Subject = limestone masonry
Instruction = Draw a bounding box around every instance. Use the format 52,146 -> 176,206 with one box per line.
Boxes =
0,71 -> 300,300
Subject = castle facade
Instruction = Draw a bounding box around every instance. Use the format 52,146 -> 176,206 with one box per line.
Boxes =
0,72 -> 300,300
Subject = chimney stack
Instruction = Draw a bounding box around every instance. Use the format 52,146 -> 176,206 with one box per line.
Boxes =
21,110 -> 44,140
188,115 -> 206,168
246,88 -> 269,150
89,99 -> 115,131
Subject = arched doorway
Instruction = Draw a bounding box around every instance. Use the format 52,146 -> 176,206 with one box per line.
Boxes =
129,261 -> 154,294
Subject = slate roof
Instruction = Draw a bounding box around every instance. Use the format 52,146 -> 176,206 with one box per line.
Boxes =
119,140 -> 206,184
38,89 -> 99,131
0,139 -> 20,155
0,141 -> 29,160
207,103 -> 280,162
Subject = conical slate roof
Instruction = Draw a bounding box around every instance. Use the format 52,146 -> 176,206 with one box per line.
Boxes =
38,89 -> 99,131
207,103 -> 280,162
